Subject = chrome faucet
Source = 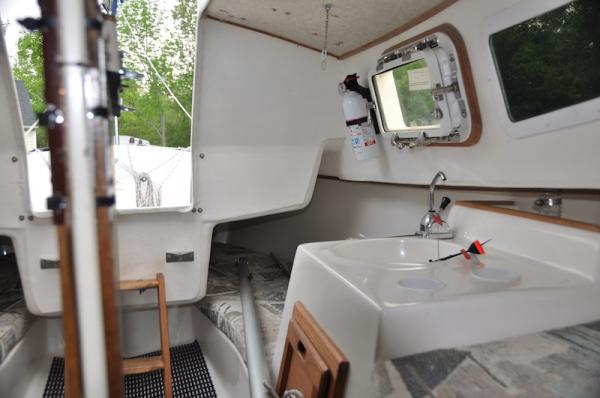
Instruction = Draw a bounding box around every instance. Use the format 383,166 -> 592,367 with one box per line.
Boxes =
416,171 -> 453,239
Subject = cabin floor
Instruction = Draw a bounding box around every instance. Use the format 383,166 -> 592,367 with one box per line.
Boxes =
201,242 -> 600,398
2,242 -> 600,397
374,320 -> 600,397
43,342 -> 217,398
1,307 -> 249,398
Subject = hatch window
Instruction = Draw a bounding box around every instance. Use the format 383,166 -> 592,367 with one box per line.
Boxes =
369,27 -> 479,146
373,59 -> 440,131
490,0 -> 600,122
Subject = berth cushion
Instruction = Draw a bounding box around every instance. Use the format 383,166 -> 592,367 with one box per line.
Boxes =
197,243 -> 289,363
0,256 -> 34,365
0,301 -> 33,364
198,244 -> 600,397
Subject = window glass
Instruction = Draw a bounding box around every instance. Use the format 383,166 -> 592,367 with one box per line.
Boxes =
4,0 -> 197,213
490,0 -> 600,122
373,59 -> 440,131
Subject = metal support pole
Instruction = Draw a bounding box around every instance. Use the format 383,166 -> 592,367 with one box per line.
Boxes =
57,0 -> 109,396
114,99 -> 120,145
238,257 -> 272,398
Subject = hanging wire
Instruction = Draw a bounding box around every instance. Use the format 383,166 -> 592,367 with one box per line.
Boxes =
120,13 -> 193,120
320,3 -> 333,70
24,119 -> 39,136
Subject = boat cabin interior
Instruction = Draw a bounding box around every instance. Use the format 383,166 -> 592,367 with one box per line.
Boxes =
0,0 -> 599,397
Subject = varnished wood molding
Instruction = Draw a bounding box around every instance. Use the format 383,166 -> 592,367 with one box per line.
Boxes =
339,0 -> 460,59
455,200 -> 600,233
206,16 -> 340,59
317,175 -> 600,195
276,302 -> 349,398
459,200 -> 516,206
206,0 -> 459,60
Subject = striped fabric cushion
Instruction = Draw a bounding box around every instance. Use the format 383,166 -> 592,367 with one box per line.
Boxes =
196,243 -> 289,364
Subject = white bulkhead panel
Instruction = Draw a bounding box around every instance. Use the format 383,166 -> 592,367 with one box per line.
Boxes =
0,13 -> 345,314
1,0 -> 600,315
334,0 -> 600,188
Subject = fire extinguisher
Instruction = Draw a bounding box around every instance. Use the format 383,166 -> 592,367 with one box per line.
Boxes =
339,74 -> 379,161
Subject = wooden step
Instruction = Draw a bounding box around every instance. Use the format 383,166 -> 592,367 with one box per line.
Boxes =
120,273 -> 173,397
123,356 -> 164,375
119,278 -> 159,291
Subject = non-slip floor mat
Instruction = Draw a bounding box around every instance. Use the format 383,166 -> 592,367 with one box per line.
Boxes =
43,341 -> 217,397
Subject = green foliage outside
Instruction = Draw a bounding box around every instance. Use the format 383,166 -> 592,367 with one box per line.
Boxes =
12,31 -> 47,147
12,0 -> 197,148
491,0 -> 600,121
392,59 -> 436,128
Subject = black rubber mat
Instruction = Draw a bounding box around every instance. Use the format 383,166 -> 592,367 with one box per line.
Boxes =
43,341 -> 217,398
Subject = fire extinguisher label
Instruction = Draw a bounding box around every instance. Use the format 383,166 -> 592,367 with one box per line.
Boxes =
348,124 -> 378,160
360,126 -> 377,147
350,126 -> 365,149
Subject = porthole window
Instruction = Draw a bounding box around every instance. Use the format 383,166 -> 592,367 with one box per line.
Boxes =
369,25 -> 481,146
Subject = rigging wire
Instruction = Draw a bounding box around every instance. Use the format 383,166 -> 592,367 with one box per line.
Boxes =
120,144 -> 186,207
120,13 -> 193,121
24,119 -> 39,136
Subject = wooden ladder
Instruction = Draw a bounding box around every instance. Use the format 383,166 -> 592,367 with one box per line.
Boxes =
119,273 -> 173,398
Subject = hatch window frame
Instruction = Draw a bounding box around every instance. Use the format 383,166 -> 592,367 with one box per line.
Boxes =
371,51 -> 446,135
369,24 -> 481,147
482,0 -> 600,138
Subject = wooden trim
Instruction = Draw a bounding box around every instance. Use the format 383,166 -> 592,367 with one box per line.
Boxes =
455,200 -> 600,233
93,12 -> 124,397
157,273 -> 173,398
317,175 -> 600,194
380,23 -> 482,147
206,16 -> 341,59
461,200 -> 515,206
119,279 -> 160,291
277,302 -> 349,398
57,226 -> 83,398
40,0 -> 83,394
119,274 -> 172,397
96,207 -> 123,397
339,0 -> 459,59
206,0 -> 459,61
276,318 -> 331,396
123,356 -> 164,375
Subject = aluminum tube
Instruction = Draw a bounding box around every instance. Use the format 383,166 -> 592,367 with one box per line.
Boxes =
57,1 -> 109,396
238,257 -> 272,398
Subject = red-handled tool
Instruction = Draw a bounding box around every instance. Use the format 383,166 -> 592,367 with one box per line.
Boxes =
428,239 -> 491,263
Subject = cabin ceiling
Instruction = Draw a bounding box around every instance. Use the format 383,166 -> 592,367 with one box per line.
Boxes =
206,0 -> 452,57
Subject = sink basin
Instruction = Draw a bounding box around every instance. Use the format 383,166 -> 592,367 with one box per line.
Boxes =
276,205 -> 600,398
331,237 -> 464,265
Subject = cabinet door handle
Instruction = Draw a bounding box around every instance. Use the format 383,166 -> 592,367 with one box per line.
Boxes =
165,251 -> 194,263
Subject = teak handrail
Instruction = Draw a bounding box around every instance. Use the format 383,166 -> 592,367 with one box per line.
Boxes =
87,6 -> 123,397
40,0 -> 82,395
455,200 -> 600,233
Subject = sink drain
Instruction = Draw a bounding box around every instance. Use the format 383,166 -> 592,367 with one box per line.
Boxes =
397,278 -> 444,291
472,267 -> 520,284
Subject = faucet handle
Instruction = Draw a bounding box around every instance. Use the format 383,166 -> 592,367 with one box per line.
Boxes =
440,196 -> 452,211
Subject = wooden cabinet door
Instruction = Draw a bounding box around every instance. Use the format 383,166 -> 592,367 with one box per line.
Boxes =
276,302 -> 349,398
